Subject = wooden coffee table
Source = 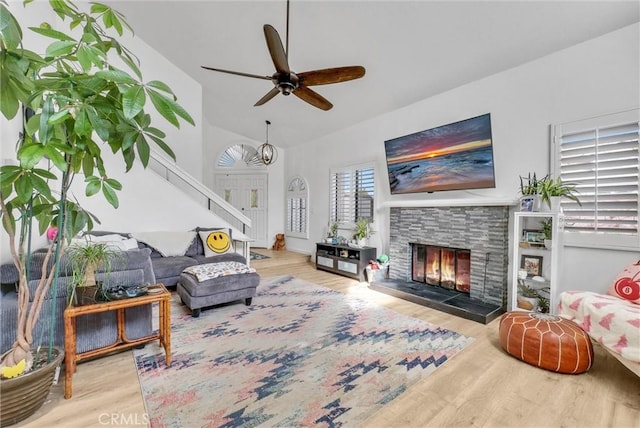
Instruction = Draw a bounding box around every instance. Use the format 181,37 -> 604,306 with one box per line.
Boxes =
63,283 -> 171,399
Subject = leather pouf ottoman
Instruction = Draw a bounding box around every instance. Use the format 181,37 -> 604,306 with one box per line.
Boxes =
499,311 -> 594,374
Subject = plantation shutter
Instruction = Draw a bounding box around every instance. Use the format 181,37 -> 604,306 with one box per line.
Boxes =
286,177 -> 308,238
330,166 -> 375,224
355,167 -> 375,221
552,109 -> 639,248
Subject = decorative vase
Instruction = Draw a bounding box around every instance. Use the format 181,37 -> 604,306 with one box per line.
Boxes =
544,239 -> 552,250
519,195 -> 541,212
0,347 -> 64,427
549,196 -> 562,212
516,295 -> 539,312
357,238 -> 367,248
75,285 -> 101,306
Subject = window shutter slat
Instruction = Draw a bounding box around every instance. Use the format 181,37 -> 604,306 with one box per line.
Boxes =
554,110 -> 639,241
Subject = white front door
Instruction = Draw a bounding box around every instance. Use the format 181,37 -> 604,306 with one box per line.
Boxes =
214,173 -> 268,248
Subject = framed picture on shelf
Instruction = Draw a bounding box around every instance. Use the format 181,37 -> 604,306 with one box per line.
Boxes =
519,196 -> 535,212
520,255 -> 543,277
522,229 -> 545,245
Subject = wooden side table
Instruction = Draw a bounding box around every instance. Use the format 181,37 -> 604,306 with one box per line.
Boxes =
63,283 -> 171,399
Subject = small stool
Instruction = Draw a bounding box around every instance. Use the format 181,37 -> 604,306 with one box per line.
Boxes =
499,311 -> 594,374
177,267 -> 260,318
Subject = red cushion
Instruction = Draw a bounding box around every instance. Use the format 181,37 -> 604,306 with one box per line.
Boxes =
607,260 -> 640,304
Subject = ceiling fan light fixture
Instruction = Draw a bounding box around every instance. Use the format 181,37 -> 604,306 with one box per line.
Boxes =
257,120 -> 279,165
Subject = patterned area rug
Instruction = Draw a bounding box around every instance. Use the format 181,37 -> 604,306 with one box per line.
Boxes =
134,276 -> 473,427
250,251 -> 270,260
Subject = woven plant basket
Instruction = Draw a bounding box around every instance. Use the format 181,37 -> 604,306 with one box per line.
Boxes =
0,347 -> 64,427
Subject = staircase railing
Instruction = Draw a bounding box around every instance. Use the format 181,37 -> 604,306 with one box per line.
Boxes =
149,151 -> 253,260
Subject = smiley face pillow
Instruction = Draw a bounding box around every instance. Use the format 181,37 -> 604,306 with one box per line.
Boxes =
198,228 -> 233,257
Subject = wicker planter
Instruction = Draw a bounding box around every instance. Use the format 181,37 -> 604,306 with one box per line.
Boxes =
0,347 -> 64,427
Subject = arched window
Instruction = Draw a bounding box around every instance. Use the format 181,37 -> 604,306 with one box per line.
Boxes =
217,144 -> 264,167
286,176 -> 309,239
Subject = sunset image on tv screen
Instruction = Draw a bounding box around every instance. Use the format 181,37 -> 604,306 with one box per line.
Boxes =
384,113 -> 495,194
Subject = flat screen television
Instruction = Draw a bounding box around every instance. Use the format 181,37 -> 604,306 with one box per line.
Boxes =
384,113 -> 495,194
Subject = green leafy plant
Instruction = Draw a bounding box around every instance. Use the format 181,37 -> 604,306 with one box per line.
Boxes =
0,0 -> 193,378
517,280 -> 539,298
66,242 -> 123,304
541,218 -> 552,240
353,218 -> 374,240
329,222 -> 338,238
538,177 -> 582,208
519,172 -> 547,196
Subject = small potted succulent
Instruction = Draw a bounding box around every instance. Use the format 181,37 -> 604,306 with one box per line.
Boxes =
516,280 -> 540,312
518,173 -> 547,211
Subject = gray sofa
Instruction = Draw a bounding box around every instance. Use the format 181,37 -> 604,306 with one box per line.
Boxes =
0,228 -> 251,354
0,247 -> 155,354
144,228 -> 248,287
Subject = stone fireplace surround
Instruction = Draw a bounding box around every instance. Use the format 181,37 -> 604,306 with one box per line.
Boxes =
370,205 -> 510,323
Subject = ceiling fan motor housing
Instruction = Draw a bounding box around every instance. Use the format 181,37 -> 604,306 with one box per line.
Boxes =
273,72 -> 299,95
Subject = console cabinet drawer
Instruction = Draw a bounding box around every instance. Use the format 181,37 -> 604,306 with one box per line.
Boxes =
317,256 -> 334,269
337,260 -> 357,274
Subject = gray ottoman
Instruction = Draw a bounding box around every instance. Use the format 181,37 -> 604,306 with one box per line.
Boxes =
177,268 -> 260,317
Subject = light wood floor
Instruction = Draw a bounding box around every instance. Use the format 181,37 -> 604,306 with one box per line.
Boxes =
18,250 -> 640,427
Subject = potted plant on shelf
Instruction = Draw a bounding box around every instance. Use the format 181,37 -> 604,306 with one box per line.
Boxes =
0,1 -> 192,424
538,177 -> 582,211
518,172 -> 547,212
541,218 -> 553,250
66,242 -> 122,305
328,222 -> 339,244
353,218 -> 374,247
516,280 -> 540,312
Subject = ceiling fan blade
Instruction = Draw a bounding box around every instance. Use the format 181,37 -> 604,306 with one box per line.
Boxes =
263,24 -> 290,74
293,86 -> 333,111
298,66 -> 366,86
201,66 -> 272,81
254,87 -> 280,107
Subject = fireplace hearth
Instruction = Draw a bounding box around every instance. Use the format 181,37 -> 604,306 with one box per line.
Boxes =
369,205 -> 509,324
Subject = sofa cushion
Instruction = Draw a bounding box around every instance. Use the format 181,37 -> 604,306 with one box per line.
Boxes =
607,260 -> 640,304
192,252 -> 247,265
151,256 -> 198,280
131,231 -> 197,257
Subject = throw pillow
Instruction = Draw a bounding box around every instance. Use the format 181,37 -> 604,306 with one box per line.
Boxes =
607,260 -> 640,304
130,231 -> 197,257
198,229 -> 233,257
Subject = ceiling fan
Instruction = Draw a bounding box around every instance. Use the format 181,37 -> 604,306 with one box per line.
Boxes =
201,0 -> 365,111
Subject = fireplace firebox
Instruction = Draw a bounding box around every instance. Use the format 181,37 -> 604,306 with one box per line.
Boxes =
411,244 -> 471,293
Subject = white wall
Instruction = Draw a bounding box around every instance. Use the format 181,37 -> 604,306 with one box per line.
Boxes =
0,2 -> 207,263
118,36 -> 204,180
202,117 -> 286,248
284,23 -> 640,293
67,150 -> 241,234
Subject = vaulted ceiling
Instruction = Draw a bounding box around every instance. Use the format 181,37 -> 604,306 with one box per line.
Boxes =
107,1 -> 639,148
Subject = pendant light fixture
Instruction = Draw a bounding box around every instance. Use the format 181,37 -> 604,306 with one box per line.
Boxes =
257,120 -> 278,165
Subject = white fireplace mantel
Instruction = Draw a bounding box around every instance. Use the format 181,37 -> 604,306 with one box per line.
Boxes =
382,197 -> 518,208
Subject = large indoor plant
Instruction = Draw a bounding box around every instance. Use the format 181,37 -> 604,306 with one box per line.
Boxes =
0,0 -> 192,417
